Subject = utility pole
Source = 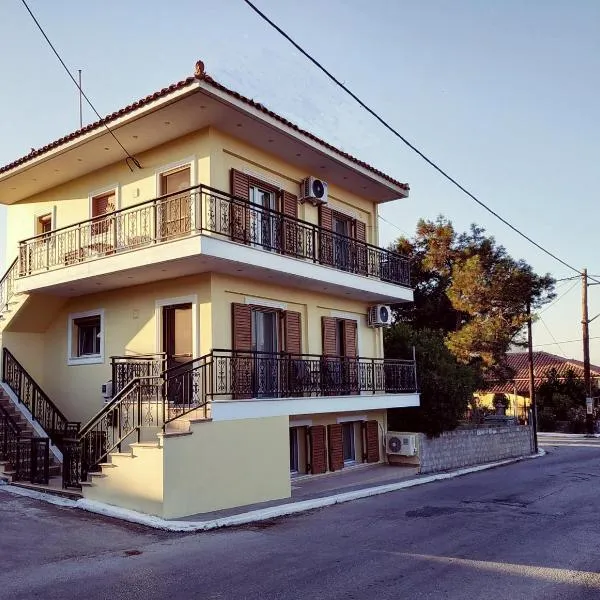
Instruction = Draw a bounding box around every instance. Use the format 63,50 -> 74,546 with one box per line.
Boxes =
582,268 -> 594,434
527,301 -> 538,453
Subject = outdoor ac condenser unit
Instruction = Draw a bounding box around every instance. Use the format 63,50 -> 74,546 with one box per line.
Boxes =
368,304 -> 393,328
299,176 -> 328,206
386,432 -> 418,456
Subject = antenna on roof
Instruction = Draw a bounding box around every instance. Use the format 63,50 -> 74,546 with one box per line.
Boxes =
78,69 -> 83,128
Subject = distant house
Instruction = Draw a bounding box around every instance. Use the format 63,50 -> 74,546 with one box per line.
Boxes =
475,351 -> 600,422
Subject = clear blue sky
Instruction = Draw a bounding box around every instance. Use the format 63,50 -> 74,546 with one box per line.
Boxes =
1,0 -> 599,361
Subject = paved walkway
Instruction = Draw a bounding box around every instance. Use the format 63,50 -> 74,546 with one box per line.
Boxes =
175,463 -> 419,521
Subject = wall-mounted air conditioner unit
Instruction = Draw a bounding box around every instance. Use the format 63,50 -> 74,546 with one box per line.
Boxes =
299,176 -> 328,206
368,305 -> 393,328
386,432 -> 418,456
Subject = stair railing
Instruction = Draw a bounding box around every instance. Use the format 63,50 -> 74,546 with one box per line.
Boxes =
0,403 -> 49,484
0,258 -> 18,314
2,348 -> 80,452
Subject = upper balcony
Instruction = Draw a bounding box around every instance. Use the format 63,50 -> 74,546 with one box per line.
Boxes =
16,185 -> 412,303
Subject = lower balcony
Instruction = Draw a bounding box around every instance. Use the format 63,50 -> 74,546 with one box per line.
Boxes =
15,185 -> 412,303
115,349 -> 420,421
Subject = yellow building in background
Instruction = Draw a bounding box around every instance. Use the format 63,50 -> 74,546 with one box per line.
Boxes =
0,61 -> 418,518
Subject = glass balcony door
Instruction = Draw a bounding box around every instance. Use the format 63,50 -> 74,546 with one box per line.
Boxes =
249,186 -> 278,250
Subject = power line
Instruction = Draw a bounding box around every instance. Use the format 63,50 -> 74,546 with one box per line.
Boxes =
534,336 -> 600,348
242,0 -> 588,278
20,0 -> 142,172
539,280 -> 579,315
539,316 -> 567,356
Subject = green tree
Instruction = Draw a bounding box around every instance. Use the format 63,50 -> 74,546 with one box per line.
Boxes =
393,217 -> 555,376
537,369 -> 587,432
386,323 -> 482,436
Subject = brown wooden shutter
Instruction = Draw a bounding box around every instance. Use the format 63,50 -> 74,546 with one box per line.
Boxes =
343,319 -> 358,357
309,425 -> 327,474
232,303 -> 252,399
319,206 -> 333,230
322,317 -> 338,356
318,206 -> 333,266
343,319 -> 359,393
281,191 -> 299,255
363,420 -> 380,463
355,219 -> 366,242
355,219 -> 368,275
284,311 -> 302,355
327,423 -> 344,471
230,169 -> 250,242
231,169 -> 250,200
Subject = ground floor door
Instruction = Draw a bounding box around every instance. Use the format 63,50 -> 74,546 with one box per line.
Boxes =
163,303 -> 193,403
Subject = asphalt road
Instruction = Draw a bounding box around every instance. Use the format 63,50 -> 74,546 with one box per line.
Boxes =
3,441 -> 600,599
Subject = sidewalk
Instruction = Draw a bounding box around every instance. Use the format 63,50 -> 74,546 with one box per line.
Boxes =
0,451 -> 544,532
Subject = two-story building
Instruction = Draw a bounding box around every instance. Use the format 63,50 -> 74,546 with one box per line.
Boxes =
0,60 -> 419,519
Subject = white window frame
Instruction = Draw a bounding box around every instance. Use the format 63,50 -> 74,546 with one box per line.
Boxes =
88,184 -> 121,218
33,206 -> 57,235
155,295 -> 199,358
67,309 -> 105,366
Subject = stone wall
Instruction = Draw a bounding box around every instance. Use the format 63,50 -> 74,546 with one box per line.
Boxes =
418,426 -> 534,474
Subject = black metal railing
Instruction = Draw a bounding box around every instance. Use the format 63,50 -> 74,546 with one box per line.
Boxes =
62,376 -> 164,488
18,184 -> 411,287
209,349 -> 417,399
0,404 -> 50,484
111,354 -> 166,396
0,258 -> 18,313
61,348 -> 417,488
2,348 -> 80,451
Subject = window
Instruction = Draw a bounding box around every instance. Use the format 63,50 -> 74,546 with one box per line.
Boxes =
342,422 -> 356,464
36,214 -> 52,236
251,309 -> 280,398
332,212 -> 353,271
68,310 -> 105,365
249,185 -> 278,250
91,191 -> 116,236
159,166 -> 192,239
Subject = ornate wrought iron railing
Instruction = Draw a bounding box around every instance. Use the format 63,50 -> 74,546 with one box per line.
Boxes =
0,404 -> 50,484
111,354 -> 166,396
0,258 -> 18,314
18,184 -> 411,287
209,349 -> 418,399
2,348 -> 80,451
62,375 -> 164,488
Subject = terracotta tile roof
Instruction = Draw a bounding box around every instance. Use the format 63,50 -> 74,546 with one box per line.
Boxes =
481,351 -> 600,395
0,61 -> 409,192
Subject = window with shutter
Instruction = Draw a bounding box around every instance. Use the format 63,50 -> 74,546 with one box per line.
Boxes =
281,191 -> 299,255
91,191 -> 116,236
309,425 -> 327,474
363,420 -> 380,463
232,303 -> 253,399
355,219 -> 368,275
318,205 -> 334,265
230,169 -> 250,242
327,423 -> 344,471
158,167 -> 192,239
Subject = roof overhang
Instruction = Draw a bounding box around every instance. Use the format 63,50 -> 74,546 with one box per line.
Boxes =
0,73 -> 409,205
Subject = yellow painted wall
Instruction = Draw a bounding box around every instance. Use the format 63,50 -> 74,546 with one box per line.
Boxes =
210,273 -> 383,358
476,392 -> 531,420
83,445 -> 164,517
4,274 -> 212,423
209,129 -> 378,245
4,128 -> 211,265
5,124 -> 382,266
162,415 -> 291,518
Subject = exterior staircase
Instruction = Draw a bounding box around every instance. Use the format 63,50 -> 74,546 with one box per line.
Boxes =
0,388 -> 61,483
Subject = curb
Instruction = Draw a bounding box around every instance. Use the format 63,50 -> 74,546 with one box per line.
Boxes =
0,450 -> 546,532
